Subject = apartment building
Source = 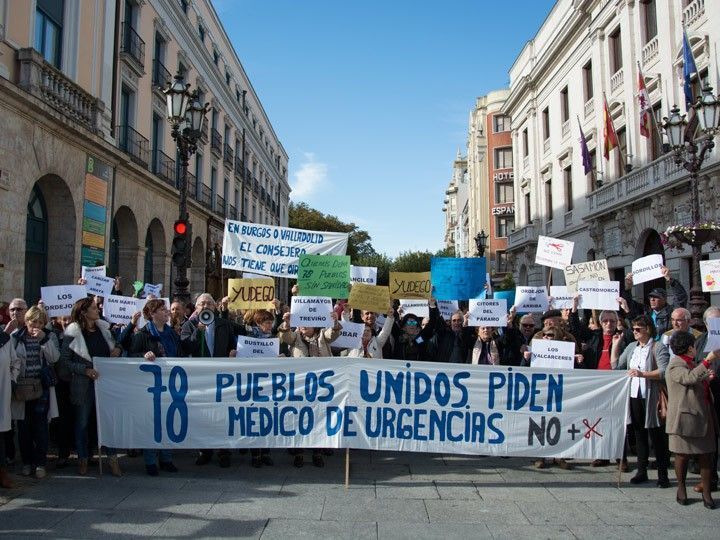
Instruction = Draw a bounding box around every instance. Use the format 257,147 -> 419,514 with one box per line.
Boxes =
442,151 -> 468,256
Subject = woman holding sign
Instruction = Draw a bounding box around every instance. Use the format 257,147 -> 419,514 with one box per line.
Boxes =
129,299 -> 181,476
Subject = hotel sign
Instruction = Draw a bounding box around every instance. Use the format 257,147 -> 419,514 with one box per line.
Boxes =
492,205 -> 515,215
493,171 -> 514,182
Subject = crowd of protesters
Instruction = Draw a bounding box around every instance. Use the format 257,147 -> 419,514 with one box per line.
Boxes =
0,265 -> 718,510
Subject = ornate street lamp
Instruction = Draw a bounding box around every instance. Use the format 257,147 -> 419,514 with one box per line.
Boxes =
162,72 -> 209,302
474,230 -> 488,258
661,85 -> 720,327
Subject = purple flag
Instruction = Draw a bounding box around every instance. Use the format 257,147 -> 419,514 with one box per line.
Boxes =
578,122 -> 592,175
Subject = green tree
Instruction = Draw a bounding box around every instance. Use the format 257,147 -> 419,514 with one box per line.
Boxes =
391,250 -> 434,273
355,252 -> 392,286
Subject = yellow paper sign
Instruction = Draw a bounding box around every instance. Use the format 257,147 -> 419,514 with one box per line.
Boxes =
389,271 -> 432,299
228,278 -> 275,310
348,283 -> 391,314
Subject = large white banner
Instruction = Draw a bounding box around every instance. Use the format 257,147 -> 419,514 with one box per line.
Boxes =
222,220 -> 349,278
95,357 -> 630,459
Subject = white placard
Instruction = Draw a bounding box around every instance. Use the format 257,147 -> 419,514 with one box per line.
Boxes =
290,296 -> 334,327
704,318 -> 720,352
437,300 -> 459,322
530,338 -> 575,369
577,280 -> 620,311
243,271 -> 269,280
536,235 -> 575,269
699,260 -> 720,292
563,259 -> 610,295
549,286 -> 574,310
40,285 -> 88,317
514,287 -> 549,313
143,283 -> 163,297
399,299 -> 429,319
81,265 -> 106,279
631,254 -> 664,285
333,321 -> 365,349
350,265 -> 377,285
236,336 -> 280,358
85,274 -> 115,298
468,299 -> 507,326
104,295 -> 142,325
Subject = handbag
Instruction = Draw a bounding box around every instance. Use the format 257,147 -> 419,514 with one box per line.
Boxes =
13,377 -> 43,402
648,342 -> 668,422
40,360 -> 58,388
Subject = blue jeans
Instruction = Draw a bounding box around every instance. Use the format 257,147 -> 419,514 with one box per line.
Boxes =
143,449 -> 172,466
74,382 -> 115,459
18,398 -> 49,467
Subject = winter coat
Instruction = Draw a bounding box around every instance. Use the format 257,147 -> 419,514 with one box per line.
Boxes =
279,324 -> 341,357
346,316 -> 394,358
10,328 -> 60,421
0,334 -> 20,432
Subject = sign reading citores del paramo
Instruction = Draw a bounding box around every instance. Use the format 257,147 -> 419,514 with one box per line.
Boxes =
221,220 -> 349,278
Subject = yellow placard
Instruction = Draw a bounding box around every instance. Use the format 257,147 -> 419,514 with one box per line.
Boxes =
227,278 -> 275,310
388,271 -> 432,299
348,283 -> 391,313
82,230 -> 105,249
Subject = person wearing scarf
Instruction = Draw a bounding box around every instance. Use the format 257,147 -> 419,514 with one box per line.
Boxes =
665,330 -> 718,509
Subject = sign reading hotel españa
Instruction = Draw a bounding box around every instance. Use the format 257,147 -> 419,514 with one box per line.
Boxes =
221,220 -> 349,278
95,358 -> 630,459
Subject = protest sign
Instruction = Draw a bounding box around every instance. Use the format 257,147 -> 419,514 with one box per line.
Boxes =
549,286 -> 574,310
236,336 -> 280,358
40,285 -> 88,317
143,283 -> 163,297
290,296 -> 334,327
631,254 -> 664,285
297,255 -> 351,299
530,339 -> 575,369
577,280 -> 620,311
348,283 -> 390,314
399,299 -> 429,319
104,295 -> 142,324
437,300 -> 459,322
514,287 -> 549,312
704,318 -> 720,352
536,235 -> 574,269
85,274 -> 115,298
563,259 -> 609,295
333,321 -> 365,350
242,271 -> 268,280
227,278 -> 275,310
389,272 -> 431,300
700,260 -> 720,292
430,257 -> 486,301
96,357 -> 631,459
222,220 -> 349,278
468,299 -> 507,326
81,265 -> 106,279
350,265 -> 377,285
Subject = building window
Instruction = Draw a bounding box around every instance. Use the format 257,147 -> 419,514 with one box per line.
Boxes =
616,127 -> 627,177
225,71 -> 230,86
495,183 -> 514,204
545,178 -> 553,221
560,86 -> 569,123
198,24 -> 205,43
642,0 -> 657,44
496,216 -> 513,238
494,147 -> 513,169
524,192 -> 531,222
493,115 -> 510,133
195,153 -> 203,196
542,107 -> 550,140
522,129 -> 529,157
609,28 -> 623,73
564,166 -> 573,212
213,49 -> 219,66
180,0 -> 189,14
210,166 -> 217,204
650,102 -> 663,160
496,251 -> 509,273
583,61 -> 593,101
35,0 -> 64,68
588,149 -> 599,191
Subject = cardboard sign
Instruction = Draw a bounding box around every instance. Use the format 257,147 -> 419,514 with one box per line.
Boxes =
81,265 -> 106,279
468,299 -> 507,326
514,287 -> 549,312
333,321 -> 365,350
227,278 -> 275,310
536,235 -> 574,270
399,299 -> 429,319
104,295 -> 142,325
631,254 -> 664,285
290,296 -> 334,327
236,336 -> 280,358
563,259 -> 609,295
577,280 -> 620,311
297,254 -> 351,299
389,272 -> 431,300
85,274 -> 115,298
348,283 -> 391,314
437,300 -> 459,322
430,257 -> 486,301
350,265 -> 377,285
530,338 -> 575,369
704,318 -> 720,352
549,286 -> 574,310
143,283 -> 163,297
700,260 -> 720,292
40,285 -> 88,317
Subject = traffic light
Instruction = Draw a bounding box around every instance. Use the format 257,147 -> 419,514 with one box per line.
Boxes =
172,219 -> 192,267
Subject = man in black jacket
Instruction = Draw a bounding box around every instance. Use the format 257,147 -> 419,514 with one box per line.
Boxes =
622,266 -> 687,338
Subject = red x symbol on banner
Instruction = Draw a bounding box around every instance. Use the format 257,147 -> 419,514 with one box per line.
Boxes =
583,418 -> 603,439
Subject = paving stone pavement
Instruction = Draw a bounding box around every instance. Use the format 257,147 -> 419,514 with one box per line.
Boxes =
0,450 -> 717,539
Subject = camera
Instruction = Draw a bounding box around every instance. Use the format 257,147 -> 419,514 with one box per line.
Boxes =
198,309 -> 215,325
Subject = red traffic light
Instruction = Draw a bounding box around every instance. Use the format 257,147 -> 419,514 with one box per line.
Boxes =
174,220 -> 188,235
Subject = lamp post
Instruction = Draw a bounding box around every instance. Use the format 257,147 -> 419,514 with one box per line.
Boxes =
474,229 -> 488,258
661,85 -> 720,326
162,72 -> 209,302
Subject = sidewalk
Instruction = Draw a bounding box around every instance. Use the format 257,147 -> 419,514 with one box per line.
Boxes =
0,450 -> 716,539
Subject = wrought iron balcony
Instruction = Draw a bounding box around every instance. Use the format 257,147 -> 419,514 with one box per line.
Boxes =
152,149 -> 176,187
234,156 -> 244,177
228,204 -> 237,220
120,23 -> 145,73
151,59 -> 172,88
116,125 -> 150,167
215,194 -> 226,215
223,143 -> 234,167
186,171 -> 198,201
200,184 -> 213,209
211,128 -> 222,155
507,221 -> 539,250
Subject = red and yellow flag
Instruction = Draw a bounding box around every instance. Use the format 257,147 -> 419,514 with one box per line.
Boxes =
603,97 -> 619,160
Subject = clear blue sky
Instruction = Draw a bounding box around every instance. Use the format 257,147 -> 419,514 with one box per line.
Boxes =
217,0 -> 555,258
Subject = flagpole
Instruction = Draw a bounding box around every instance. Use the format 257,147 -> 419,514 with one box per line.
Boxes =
604,92 -> 626,173
637,61 -> 664,147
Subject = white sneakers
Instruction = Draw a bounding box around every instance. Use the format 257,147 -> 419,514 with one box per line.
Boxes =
35,466 -> 46,479
20,465 -> 47,478
21,465 -> 32,476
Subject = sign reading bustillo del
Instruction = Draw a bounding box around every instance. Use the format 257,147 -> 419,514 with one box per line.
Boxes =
96,358 -> 630,459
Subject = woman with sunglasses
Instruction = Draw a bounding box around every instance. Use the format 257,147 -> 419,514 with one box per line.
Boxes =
612,315 -> 670,487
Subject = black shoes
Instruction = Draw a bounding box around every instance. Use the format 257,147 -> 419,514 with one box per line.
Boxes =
145,464 -> 159,476
261,455 -> 274,466
195,452 -> 212,466
251,457 -> 262,468
630,471 -> 648,484
159,461 -> 178,473
218,454 -> 231,468
293,455 -> 304,468
704,498 -> 717,510
657,471 -> 670,489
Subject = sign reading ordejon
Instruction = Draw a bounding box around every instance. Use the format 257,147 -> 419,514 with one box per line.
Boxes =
41,285 -> 88,317
536,235 -> 574,269
222,220 -> 349,278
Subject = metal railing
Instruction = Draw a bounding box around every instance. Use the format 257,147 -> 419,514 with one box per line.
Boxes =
152,59 -> 172,88
116,125 -> 149,167
235,156 -> 244,177
211,128 -> 222,154
223,143 -> 234,167
186,171 -> 198,201
120,23 -> 145,68
228,204 -> 237,220
153,149 -> 176,186
215,194 -> 226,215
200,184 -> 212,209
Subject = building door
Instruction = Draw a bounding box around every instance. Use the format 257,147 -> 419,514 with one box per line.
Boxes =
24,186 -> 48,303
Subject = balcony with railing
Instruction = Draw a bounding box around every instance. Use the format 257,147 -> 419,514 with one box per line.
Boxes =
544,220 -> 553,235
186,171 -> 198,201
561,120 -> 570,139
564,211 -> 573,228
223,143 -> 234,168
234,156 -> 244,177
152,149 -> 176,187
200,184 -> 213,209
211,128 -> 222,156
17,48 -> 103,134
610,68 -> 624,95
116,125 -> 149,167
641,37 -> 659,68
120,22 -> 145,74
151,59 -> 172,89
584,98 -> 594,119
253,177 -> 260,194
200,122 -> 208,145
215,194 -> 226,216
508,221 -> 539,249
543,138 -> 550,154
684,0 -> 705,28
228,204 -> 237,220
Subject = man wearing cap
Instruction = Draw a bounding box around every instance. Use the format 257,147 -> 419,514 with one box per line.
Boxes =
623,266 -> 687,339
